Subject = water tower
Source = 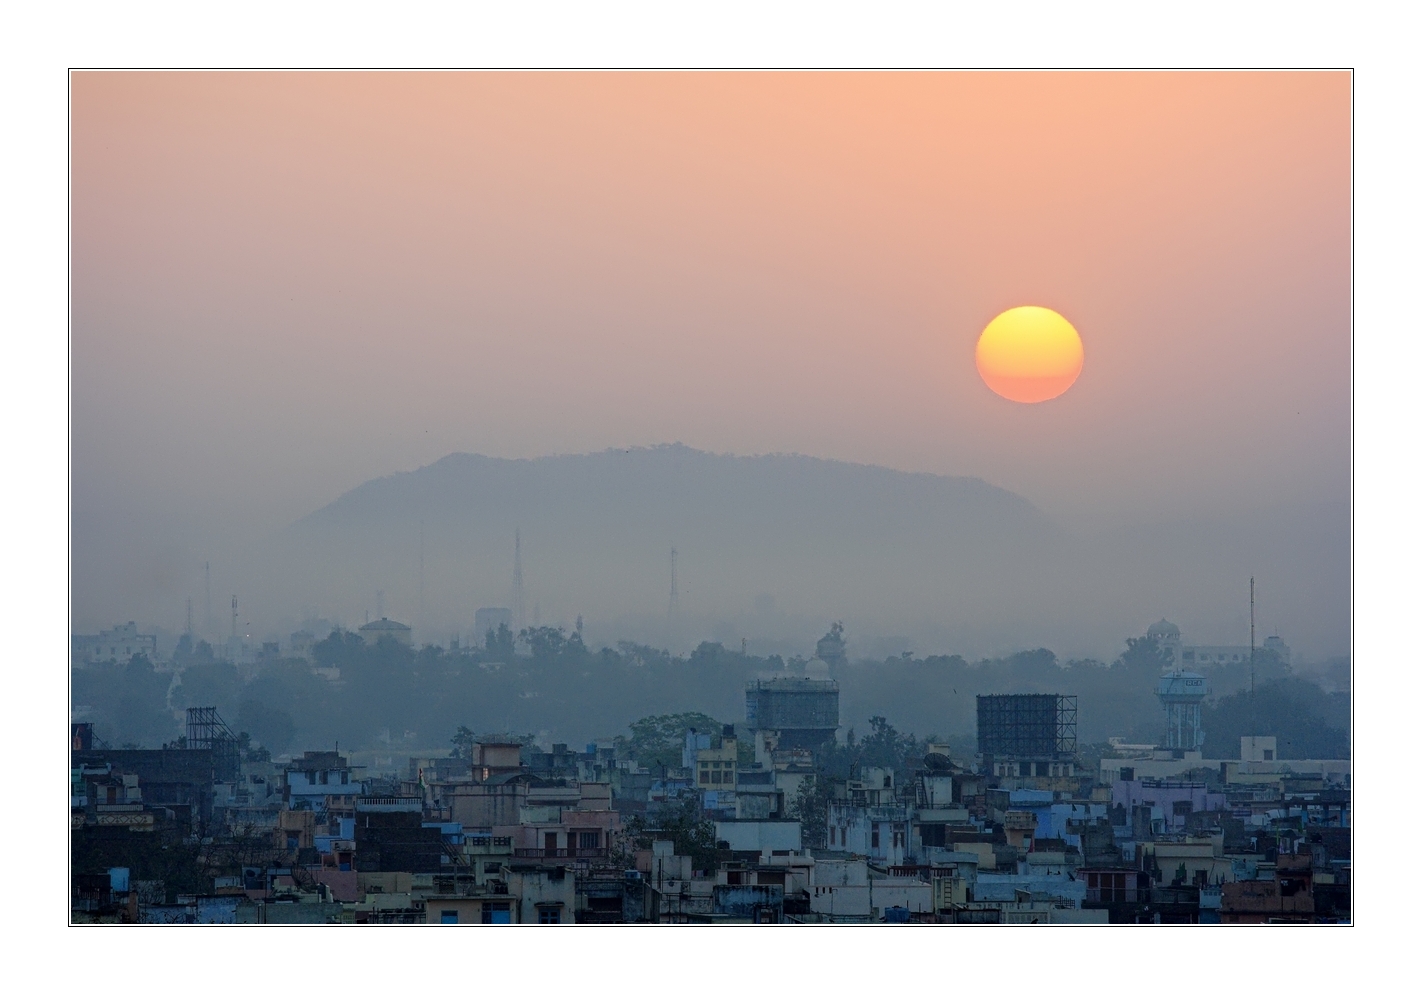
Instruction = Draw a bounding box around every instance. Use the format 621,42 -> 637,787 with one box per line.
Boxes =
1156,671 -> 1209,752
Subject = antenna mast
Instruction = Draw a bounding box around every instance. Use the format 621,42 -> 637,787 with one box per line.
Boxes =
513,530 -> 525,630
669,546 -> 679,615
1249,576 -> 1256,696
418,517 -> 425,639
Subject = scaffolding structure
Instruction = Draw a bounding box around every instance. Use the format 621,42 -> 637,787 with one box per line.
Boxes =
186,706 -> 241,780
976,694 -> 1078,760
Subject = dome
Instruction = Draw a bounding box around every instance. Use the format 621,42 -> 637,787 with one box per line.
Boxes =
1147,619 -> 1181,639
804,658 -> 830,678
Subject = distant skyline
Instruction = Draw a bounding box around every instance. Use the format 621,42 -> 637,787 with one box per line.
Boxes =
70,72 -> 1349,648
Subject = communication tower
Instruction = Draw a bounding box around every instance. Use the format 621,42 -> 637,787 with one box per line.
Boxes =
669,547 -> 679,615
513,530 -> 525,629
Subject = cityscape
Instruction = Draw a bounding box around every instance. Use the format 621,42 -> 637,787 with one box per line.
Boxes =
70,611 -> 1349,924
68,70 -> 1351,928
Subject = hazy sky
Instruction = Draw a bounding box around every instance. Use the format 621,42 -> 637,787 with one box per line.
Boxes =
71,72 -> 1349,636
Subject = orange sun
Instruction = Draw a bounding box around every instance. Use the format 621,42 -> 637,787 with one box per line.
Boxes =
975,306 -> 1084,404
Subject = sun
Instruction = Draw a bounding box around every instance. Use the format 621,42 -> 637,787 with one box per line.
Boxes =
975,306 -> 1084,404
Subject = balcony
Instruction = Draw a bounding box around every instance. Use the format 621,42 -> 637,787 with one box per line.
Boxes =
514,848 -> 609,861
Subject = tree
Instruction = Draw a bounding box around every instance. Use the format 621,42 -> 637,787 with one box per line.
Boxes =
1202,678 -> 1350,759
450,725 -> 478,760
789,776 -> 830,849
624,794 -> 722,872
519,626 -> 567,660
624,712 -> 724,772
484,622 -> 516,661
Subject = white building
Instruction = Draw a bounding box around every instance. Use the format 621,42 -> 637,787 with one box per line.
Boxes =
1146,619 -> 1291,670
73,622 -> 158,665
358,617 -> 413,648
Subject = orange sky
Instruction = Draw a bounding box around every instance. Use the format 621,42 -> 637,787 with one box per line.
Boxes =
71,71 -> 1349,557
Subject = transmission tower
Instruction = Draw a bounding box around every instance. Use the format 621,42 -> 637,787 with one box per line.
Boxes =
1249,576 -> 1256,695
669,546 -> 679,615
513,530 -> 525,630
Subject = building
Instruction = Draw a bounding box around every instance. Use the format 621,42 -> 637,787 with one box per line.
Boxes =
745,675 -> 840,754
1147,618 -> 1292,670
285,751 -> 364,812
358,618 -> 413,647
72,622 -> 158,666
976,693 -> 1078,778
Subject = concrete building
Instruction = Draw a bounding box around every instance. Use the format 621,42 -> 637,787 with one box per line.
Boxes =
745,675 -> 839,754
357,617 -> 413,647
72,622 -> 158,666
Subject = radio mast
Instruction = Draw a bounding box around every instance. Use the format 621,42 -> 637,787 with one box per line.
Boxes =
513,530 -> 525,630
1249,577 -> 1256,696
669,547 -> 679,616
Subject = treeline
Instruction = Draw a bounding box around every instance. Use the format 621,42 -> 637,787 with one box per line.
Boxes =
70,626 -> 1349,761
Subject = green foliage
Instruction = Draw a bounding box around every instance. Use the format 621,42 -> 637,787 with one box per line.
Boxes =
237,698 -> 296,755
624,794 -> 722,872
520,626 -> 567,659
625,712 -> 724,772
1202,678 -> 1350,759
484,622 -> 516,661
68,627 -> 1350,761
789,776 -> 832,849
816,715 -> 921,781
70,654 -> 180,747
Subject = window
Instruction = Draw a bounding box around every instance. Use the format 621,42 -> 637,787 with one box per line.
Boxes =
440,910 -> 459,924
483,862 -> 501,874
538,906 -> 561,924
482,903 -> 511,924
579,832 -> 600,850
320,771 -> 328,785
1263,750 -> 1274,761
700,771 -> 709,784
872,828 -> 880,849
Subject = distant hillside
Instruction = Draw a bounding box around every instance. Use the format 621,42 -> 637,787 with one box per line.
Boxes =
273,444 -> 1055,640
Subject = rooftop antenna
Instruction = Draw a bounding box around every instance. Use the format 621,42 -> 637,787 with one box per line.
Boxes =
418,518 -> 425,638
669,546 -> 679,616
513,530 -> 525,630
